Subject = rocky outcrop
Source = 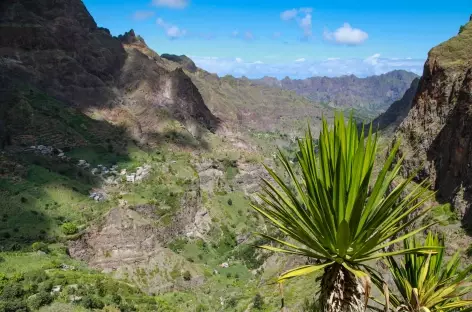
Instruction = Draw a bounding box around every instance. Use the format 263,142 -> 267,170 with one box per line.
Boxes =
370,78 -> 420,133
395,19 -> 472,224
69,206 -> 203,294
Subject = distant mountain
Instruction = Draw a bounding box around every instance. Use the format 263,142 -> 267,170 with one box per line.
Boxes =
395,16 -> 472,225
252,70 -> 419,114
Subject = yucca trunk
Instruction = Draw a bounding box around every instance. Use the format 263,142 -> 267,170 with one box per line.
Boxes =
319,264 -> 365,312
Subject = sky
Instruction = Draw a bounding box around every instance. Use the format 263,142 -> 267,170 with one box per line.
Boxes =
83,0 -> 471,79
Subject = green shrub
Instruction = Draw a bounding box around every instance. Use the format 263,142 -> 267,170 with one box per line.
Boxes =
253,293 -> 264,310
0,273 -> 7,286
459,25 -> 466,34
31,242 -> 48,252
1,283 -> 24,299
182,271 -> 191,281
111,293 -> 122,305
27,291 -> 52,310
227,199 -> 232,206
61,223 -> 78,235
38,280 -> 53,293
226,297 -> 238,308
81,295 -> 104,309
0,299 -> 28,312
11,272 -> 24,282
94,280 -> 106,297
167,238 -> 188,253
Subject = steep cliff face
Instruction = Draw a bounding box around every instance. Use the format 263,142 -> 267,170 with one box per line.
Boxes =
0,0 -> 219,148
0,0 -> 125,106
371,78 -> 419,133
396,19 -> 472,223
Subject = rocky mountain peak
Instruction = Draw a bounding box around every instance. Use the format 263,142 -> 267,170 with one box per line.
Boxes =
117,29 -> 147,47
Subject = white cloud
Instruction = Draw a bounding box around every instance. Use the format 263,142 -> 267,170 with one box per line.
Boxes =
295,58 -> 306,62
192,55 -> 425,79
280,8 -> 313,39
132,10 -> 155,21
324,23 -> 369,45
152,0 -> 188,9
167,26 -> 186,38
299,13 -> 312,37
231,30 -> 239,37
364,53 -> 381,65
280,9 -> 298,21
245,31 -> 254,40
156,18 -> 186,39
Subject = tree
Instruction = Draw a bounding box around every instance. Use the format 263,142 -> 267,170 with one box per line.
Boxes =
372,232 -> 472,312
459,25 -> 465,34
183,270 -> 192,281
252,113 -> 438,312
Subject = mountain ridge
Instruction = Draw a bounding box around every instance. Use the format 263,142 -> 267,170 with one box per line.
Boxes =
252,70 -> 419,114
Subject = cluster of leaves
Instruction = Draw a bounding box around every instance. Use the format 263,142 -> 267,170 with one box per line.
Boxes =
371,233 -> 472,312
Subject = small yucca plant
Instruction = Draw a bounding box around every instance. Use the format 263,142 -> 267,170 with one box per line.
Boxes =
373,232 -> 472,312
252,113 -> 439,312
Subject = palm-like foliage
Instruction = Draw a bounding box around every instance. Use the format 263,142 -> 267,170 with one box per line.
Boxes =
252,113 -> 438,310
374,233 -> 472,312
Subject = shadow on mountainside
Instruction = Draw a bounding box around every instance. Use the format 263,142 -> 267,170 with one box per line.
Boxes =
0,79 -> 213,250
426,70 -> 472,232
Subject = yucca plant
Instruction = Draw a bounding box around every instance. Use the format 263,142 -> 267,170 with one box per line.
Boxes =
373,232 -> 472,312
252,113 -> 438,312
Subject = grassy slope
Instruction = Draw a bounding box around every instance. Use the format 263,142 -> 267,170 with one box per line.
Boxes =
188,70 -> 334,135
0,86 -> 321,311
430,20 -> 472,69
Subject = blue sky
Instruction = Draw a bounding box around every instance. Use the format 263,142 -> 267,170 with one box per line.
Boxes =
84,0 -> 471,78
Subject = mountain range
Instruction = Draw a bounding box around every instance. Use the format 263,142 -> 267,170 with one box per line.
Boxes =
0,0 -> 471,311
252,70 -> 419,115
